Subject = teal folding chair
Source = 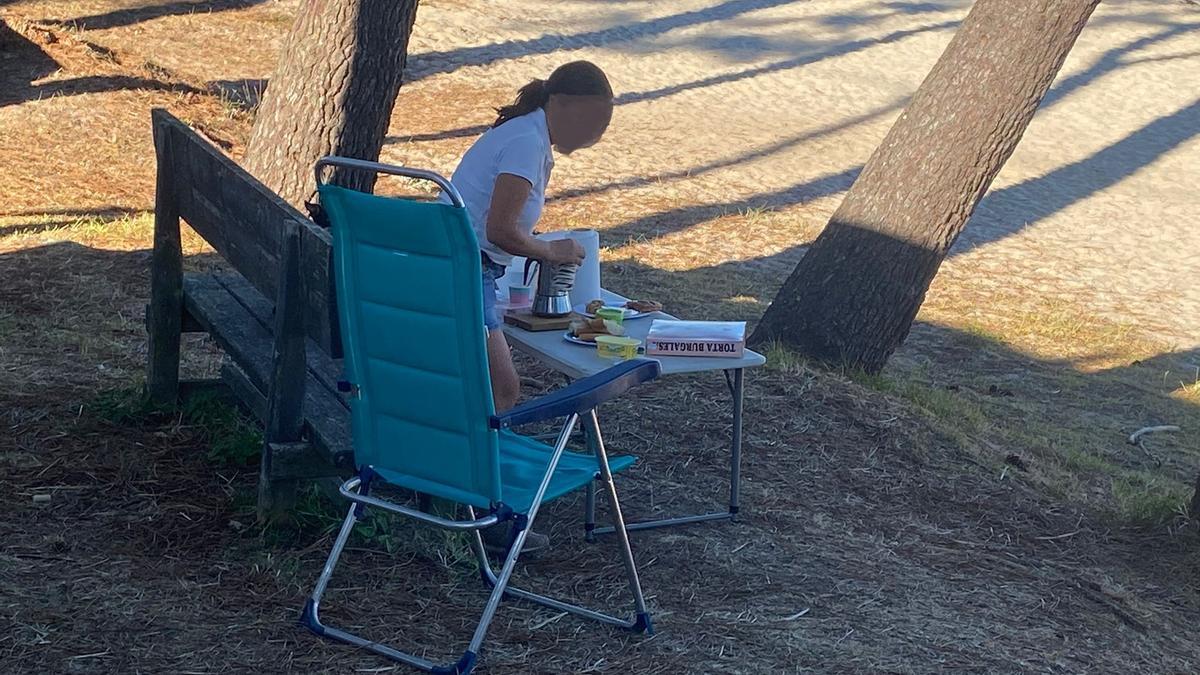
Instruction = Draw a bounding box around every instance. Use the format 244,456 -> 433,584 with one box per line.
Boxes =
301,157 -> 660,674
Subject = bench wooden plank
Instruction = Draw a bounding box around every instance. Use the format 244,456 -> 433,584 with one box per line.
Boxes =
146,116 -> 184,405
151,109 -> 341,355
160,120 -> 284,300
222,361 -> 353,473
183,273 -> 275,385
184,274 -> 353,469
212,273 -> 349,409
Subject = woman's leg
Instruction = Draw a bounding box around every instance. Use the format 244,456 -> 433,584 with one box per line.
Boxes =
482,328 -> 551,553
487,328 -> 521,412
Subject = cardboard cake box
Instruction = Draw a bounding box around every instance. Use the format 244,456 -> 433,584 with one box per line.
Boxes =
645,320 -> 746,358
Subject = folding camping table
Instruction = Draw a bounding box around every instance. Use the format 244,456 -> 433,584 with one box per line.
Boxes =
503,304 -> 766,535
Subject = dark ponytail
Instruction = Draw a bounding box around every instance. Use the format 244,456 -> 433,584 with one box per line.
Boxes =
493,79 -> 550,128
493,61 -> 613,128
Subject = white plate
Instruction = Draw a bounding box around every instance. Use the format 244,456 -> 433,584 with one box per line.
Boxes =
562,332 -> 595,346
575,304 -> 642,320
573,300 -> 659,320
562,332 -> 645,351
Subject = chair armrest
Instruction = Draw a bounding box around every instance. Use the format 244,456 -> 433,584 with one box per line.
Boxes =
489,359 -> 661,429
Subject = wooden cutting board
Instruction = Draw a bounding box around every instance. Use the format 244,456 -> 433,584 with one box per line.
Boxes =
504,310 -> 578,332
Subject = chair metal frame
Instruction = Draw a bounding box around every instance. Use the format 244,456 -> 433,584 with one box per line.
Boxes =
301,158 -> 656,674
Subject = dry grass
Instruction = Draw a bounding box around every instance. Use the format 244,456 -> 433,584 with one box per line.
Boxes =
3,2 -> 1200,673
894,282 -> 1200,524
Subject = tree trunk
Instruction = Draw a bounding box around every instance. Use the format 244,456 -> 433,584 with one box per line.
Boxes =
749,0 -> 1100,373
244,0 -> 420,206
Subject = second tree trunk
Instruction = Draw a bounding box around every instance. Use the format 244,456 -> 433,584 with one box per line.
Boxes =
750,0 -> 1101,373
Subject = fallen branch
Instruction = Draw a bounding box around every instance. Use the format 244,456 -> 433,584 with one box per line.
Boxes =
1127,425 -> 1179,468
1128,425 -> 1180,445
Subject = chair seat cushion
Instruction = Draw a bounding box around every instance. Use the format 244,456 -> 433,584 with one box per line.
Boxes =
371,430 -> 635,515
497,430 -> 636,514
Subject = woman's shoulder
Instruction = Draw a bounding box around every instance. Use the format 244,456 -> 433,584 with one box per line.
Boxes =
457,112 -> 549,180
489,112 -> 544,142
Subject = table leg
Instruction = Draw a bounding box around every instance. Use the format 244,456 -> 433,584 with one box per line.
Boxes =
592,368 -> 747,536
583,419 -> 598,541
729,367 -> 744,519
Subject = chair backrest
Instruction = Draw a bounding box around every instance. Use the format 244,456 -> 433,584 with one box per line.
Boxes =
318,180 -> 502,509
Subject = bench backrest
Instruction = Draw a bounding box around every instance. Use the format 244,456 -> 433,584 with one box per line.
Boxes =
150,109 -> 340,355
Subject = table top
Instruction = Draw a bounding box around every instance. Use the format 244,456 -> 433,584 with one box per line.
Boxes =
502,308 -> 767,379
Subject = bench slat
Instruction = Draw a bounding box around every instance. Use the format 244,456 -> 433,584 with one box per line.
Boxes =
183,274 -> 352,468
221,363 -> 350,477
212,273 -> 348,408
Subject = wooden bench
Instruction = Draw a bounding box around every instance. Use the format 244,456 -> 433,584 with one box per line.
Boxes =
145,108 -> 353,515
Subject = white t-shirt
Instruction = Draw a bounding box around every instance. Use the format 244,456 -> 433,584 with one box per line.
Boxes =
442,109 -> 554,267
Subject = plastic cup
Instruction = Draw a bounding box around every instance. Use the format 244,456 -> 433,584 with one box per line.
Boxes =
508,285 -> 532,306
595,307 -> 625,324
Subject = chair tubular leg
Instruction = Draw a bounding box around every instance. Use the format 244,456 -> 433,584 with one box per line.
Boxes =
471,410 -> 654,635
302,413 -> 654,673
585,409 -> 653,632
465,414 -> 579,652
300,411 -> 652,674
583,481 -> 597,541
300,492 -> 478,672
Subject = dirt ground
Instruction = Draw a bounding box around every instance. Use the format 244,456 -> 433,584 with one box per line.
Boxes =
2,1 -> 1199,673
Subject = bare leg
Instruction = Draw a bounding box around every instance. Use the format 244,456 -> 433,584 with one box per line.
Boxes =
484,329 -> 553,552
486,328 -> 520,412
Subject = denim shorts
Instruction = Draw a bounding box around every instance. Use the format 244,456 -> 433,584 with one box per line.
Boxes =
481,256 -> 506,331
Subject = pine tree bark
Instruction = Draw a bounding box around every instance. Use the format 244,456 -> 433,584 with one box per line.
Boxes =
749,0 -> 1101,373
244,0 -> 420,206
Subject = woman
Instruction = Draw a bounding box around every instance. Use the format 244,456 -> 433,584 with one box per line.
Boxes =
447,61 -> 614,412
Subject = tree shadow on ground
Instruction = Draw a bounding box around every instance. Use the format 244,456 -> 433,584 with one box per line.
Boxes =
402,0 -> 1191,85
0,207 -> 145,237
40,0 -> 269,31
596,166 -> 861,244
955,96 -> 1200,253
387,19 -> 951,145
549,99 -> 907,205
613,19 -> 958,105
1041,21 -> 1200,111
579,83 -> 1198,261
0,16 -> 57,82
0,18 -> 203,108
818,1 -> 954,28
403,0 -> 805,83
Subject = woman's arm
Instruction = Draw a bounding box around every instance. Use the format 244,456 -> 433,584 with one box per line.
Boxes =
485,173 -> 584,264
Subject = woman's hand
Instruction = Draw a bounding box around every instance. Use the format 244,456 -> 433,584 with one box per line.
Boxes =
545,239 -> 585,265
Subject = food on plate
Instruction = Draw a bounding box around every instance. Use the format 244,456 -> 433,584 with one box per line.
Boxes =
585,298 -> 663,315
625,299 -> 663,313
569,316 -> 625,342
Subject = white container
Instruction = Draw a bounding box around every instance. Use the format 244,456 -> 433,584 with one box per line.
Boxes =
645,320 -> 746,358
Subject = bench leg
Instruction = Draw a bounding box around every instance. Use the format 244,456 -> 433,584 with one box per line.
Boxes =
146,122 -> 183,407
258,224 -> 307,523
258,463 -> 299,520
